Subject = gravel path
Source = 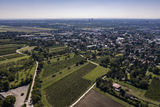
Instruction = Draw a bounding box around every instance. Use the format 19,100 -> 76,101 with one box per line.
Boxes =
70,83 -> 96,107
25,61 -> 38,107
17,46 -> 39,107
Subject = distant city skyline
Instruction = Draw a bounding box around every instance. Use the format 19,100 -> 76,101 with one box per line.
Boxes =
0,0 -> 160,19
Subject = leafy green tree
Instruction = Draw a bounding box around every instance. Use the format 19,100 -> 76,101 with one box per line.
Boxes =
139,80 -> 148,89
152,67 -> 159,75
3,95 -> 16,107
32,89 -> 41,104
3,80 -> 9,91
120,89 -> 125,97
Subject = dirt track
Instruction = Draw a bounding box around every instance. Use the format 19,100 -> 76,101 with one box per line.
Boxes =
25,61 -> 38,107
74,89 -> 124,107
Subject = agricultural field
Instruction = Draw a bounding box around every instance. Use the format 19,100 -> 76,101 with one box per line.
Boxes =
48,46 -> 68,56
0,43 -> 36,90
0,55 -> 29,65
0,44 -> 23,56
0,53 -> 24,61
10,62 -> 36,88
145,78 -> 160,101
0,55 -> 35,90
40,51 -> 116,107
74,89 -> 123,107
94,87 -> 133,107
49,46 -> 66,53
44,63 -> 97,107
41,63 -> 89,107
41,62 -> 88,89
0,39 -> 16,45
0,26 -> 54,32
40,54 -> 87,106
42,55 -> 84,78
49,53 -> 74,63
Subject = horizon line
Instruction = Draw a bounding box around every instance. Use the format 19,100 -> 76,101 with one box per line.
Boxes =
0,17 -> 160,20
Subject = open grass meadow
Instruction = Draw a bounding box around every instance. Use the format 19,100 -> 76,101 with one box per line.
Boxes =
19,46 -> 36,53
49,46 -> 66,53
42,55 -> 84,78
145,78 -> 160,101
83,65 -> 109,82
44,63 -> 96,107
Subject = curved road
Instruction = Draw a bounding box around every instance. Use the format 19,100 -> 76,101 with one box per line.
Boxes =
16,46 -> 29,55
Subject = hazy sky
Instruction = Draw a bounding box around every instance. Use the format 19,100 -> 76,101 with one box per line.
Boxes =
0,0 -> 160,19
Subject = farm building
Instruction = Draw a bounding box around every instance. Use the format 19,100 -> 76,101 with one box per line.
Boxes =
112,83 -> 121,91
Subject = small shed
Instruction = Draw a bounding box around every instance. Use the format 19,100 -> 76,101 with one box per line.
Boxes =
112,83 -> 121,89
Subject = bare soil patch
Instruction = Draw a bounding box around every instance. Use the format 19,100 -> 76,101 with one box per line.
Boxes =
74,89 -> 124,107
0,85 -> 29,107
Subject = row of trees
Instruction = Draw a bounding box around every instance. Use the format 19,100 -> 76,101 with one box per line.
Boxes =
31,62 -> 44,107
31,46 -> 45,107
30,42 -> 73,107
98,53 -> 151,90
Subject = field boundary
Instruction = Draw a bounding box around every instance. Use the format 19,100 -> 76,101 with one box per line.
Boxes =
70,83 -> 96,107
70,55 -> 99,107
25,61 -> 38,107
